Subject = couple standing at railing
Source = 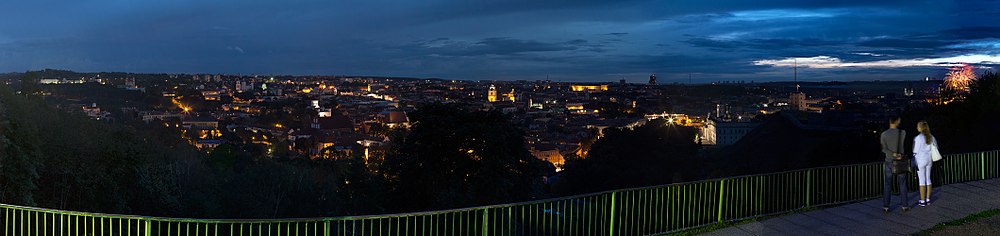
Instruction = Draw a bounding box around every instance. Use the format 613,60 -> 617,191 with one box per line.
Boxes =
880,116 -> 942,213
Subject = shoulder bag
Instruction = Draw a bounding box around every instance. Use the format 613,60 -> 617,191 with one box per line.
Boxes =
892,129 -> 911,174
930,137 -> 943,162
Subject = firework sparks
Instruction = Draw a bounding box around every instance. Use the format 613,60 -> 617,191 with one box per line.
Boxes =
943,64 -> 976,93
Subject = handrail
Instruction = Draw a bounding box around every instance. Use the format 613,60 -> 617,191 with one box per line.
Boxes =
2,150 -> 997,235
0,157 -> 889,222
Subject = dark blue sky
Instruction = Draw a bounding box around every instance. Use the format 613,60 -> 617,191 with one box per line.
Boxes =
1,0 -> 999,82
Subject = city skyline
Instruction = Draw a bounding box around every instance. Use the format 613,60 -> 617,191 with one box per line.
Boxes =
2,1 -> 1000,233
1,1 -> 999,82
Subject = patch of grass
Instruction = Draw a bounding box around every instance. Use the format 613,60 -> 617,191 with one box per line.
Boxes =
917,208 -> 1000,235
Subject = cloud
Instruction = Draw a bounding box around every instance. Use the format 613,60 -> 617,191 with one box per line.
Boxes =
753,54 -> 1000,69
718,9 -> 842,22
396,37 -> 601,57
926,27 -> 1000,40
851,52 -> 885,57
602,32 -> 629,36
857,38 -> 955,49
944,39 -> 1000,53
227,46 -> 245,54
0,0 -> 997,82
684,37 -> 845,50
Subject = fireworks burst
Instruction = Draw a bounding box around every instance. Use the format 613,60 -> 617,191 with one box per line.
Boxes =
943,64 -> 976,93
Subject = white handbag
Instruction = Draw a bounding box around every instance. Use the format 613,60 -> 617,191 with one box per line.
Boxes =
930,142 -> 943,162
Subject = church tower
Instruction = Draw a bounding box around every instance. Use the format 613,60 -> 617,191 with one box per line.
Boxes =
487,85 -> 498,103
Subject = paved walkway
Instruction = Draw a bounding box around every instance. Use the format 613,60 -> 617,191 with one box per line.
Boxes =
701,178 -> 1000,235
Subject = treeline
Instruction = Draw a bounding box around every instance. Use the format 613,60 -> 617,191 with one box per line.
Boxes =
0,84 -> 383,217
0,85 -> 186,215
0,87 -> 553,218
553,119 -> 700,196
905,70 -> 1000,153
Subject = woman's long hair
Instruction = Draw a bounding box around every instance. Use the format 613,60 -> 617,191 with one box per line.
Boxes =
917,121 -> 932,145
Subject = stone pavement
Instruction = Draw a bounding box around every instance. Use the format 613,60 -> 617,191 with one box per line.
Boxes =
700,178 -> 1000,235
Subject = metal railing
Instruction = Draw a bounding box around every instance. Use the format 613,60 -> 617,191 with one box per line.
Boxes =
2,150 -> 998,236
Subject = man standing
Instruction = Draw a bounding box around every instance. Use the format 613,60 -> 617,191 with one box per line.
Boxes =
881,116 -> 909,212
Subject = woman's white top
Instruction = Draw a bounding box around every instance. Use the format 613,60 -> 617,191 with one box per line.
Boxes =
913,134 -> 937,162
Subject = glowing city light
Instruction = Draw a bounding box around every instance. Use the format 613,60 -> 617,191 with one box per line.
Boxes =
172,98 -> 192,113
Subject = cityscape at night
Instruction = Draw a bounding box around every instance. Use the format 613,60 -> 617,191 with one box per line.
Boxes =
1,1 -> 1000,235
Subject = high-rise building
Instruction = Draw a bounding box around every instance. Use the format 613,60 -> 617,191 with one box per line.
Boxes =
487,85 -> 497,103
235,81 -> 249,92
648,73 -> 656,85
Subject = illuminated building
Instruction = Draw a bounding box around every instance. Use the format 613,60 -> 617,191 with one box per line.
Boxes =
235,81 -> 251,92
183,118 -> 219,130
378,110 -> 410,128
505,89 -> 516,103
530,144 -> 565,171
488,84 -> 498,102
201,90 -> 221,101
182,117 -> 222,150
565,103 -> 584,110
789,85 -> 806,111
569,84 -> 608,92
39,78 -> 62,84
81,103 -> 110,120
789,92 -> 806,111
649,73 -> 656,85
194,140 -> 222,150
703,119 -> 758,146
528,99 -> 543,109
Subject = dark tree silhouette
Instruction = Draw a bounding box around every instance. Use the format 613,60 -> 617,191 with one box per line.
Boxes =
382,103 -> 554,212
553,119 -> 699,196
920,70 -> 1000,153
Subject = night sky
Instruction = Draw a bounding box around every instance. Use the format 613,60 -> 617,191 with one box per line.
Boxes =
2,0 -> 999,82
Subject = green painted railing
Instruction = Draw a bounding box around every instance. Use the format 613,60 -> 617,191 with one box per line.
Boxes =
2,150 -> 998,235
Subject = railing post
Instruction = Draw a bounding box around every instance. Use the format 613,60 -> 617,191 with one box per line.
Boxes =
481,208 -> 489,236
609,192 -> 617,236
145,219 -> 151,236
982,152 -> 986,180
716,179 -> 725,222
806,169 -> 812,207
324,219 -> 330,236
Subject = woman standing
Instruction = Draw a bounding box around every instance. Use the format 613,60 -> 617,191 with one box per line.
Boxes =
913,121 -> 937,207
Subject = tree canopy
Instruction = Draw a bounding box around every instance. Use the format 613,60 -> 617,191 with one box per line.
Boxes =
381,103 -> 554,212
553,119 -> 699,196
